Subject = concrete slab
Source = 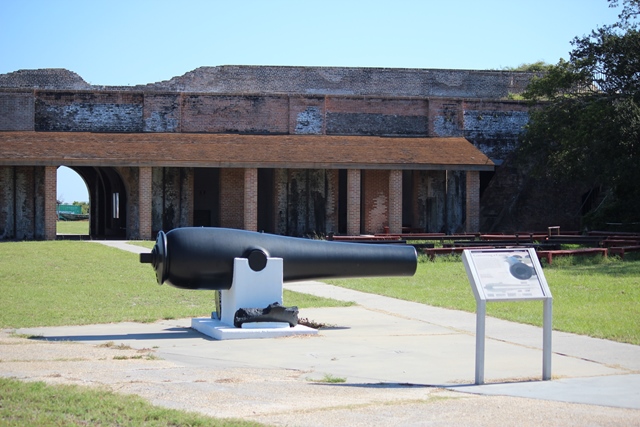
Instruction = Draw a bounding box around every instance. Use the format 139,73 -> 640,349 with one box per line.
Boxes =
10,241 -> 640,421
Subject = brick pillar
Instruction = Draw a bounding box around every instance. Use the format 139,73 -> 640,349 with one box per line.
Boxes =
466,170 -> 480,233
44,166 -> 57,240
346,169 -> 361,235
139,167 -> 153,240
389,169 -> 402,234
244,168 -> 258,232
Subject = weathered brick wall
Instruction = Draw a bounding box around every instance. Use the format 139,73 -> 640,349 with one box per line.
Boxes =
326,97 -> 428,136
151,167 -> 193,234
462,100 -> 530,161
219,168 -> 244,229
0,166 -> 47,240
346,169 -> 361,235
0,69 -> 91,90
0,92 -> 34,130
362,170 -> 389,234
244,168 -> 258,231
0,66 -> 543,238
181,95 -> 289,134
138,167 -> 153,239
429,99 -> 463,137
143,94 -> 181,132
465,171 -> 480,232
44,166 -> 57,240
274,169 -> 336,236
35,92 -> 143,132
139,66 -> 534,99
288,96 -> 325,135
388,170 -> 403,233
412,170 -> 446,233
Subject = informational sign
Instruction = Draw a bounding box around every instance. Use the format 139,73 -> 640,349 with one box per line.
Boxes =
462,248 -> 551,301
462,248 -> 553,384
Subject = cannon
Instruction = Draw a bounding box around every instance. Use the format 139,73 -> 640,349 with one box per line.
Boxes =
140,227 -> 417,290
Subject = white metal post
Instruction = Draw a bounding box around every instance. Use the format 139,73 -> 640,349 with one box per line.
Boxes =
475,300 -> 486,385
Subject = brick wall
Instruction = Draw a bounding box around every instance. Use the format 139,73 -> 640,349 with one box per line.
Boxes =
0,93 -> 34,130
181,95 -> 289,134
35,92 -> 143,132
388,170 -> 402,234
135,66 -> 535,99
220,168 -> 244,229
362,169 -> 389,234
466,171 -> 480,232
138,167 -> 152,239
44,166 -> 57,240
326,97 -> 428,136
143,94 -> 181,132
346,169 -> 361,235
244,168 -> 257,231
288,96 -> 325,135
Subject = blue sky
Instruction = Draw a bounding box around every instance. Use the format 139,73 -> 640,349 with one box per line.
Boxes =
1,0 -> 621,203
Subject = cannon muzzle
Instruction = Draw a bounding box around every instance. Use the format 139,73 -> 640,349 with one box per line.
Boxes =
140,227 -> 417,290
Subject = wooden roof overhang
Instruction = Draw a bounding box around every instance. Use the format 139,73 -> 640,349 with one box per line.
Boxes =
0,132 -> 494,171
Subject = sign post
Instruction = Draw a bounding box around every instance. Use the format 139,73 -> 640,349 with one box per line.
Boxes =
462,248 -> 553,385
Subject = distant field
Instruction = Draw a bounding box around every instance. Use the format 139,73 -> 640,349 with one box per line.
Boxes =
57,220 -> 89,235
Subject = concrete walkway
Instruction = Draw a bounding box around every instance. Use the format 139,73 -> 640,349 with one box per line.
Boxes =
87,240 -> 640,408
6,239 -> 638,425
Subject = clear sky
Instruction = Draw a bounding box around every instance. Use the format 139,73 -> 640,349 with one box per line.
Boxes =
1,0 -> 621,203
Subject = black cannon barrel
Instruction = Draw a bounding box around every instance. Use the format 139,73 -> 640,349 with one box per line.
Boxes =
140,227 -> 417,290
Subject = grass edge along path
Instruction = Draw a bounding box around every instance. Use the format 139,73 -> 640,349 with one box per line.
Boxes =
325,254 -> 640,346
0,377 -> 266,427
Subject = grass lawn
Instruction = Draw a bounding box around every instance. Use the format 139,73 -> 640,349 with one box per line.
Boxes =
0,241 -> 351,329
0,377 -> 266,427
326,254 -> 640,345
56,220 -> 89,235
1,240 -> 638,424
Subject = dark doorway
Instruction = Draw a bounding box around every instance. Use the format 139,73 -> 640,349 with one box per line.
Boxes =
193,168 -> 220,227
258,168 -> 275,233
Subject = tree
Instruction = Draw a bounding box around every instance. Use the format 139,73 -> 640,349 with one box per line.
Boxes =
517,0 -> 640,230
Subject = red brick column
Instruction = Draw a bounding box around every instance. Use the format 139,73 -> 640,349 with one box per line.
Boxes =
466,170 -> 480,233
244,168 -> 258,232
44,166 -> 57,240
389,170 -> 402,234
138,167 -> 153,240
346,169 -> 361,235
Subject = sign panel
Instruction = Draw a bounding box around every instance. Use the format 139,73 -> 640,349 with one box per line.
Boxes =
462,248 -> 551,302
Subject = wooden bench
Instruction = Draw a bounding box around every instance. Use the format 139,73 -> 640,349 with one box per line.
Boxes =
536,248 -> 608,265
608,245 -> 640,259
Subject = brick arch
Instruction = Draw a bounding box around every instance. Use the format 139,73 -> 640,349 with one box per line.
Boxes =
68,166 -> 127,239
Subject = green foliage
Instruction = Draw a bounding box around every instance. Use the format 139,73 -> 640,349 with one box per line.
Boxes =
72,201 -> 90,214
0,377 -> 264,427
517,0 -> 640,229
502,61 -> 555,72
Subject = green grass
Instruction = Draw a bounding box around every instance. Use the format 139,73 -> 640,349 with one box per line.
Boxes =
56,220 -> 89,235
326,254 -> 640,345
0,377 -> 265,427
0,241 -> 350,329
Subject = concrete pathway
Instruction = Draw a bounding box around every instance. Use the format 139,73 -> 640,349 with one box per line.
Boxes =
6,239 -> 638,426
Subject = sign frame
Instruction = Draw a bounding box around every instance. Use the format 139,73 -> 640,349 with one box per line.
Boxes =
462,248 -> 553,384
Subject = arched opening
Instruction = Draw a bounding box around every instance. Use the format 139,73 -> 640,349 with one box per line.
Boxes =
56,166 -> 89,237
58,166 -> 127,239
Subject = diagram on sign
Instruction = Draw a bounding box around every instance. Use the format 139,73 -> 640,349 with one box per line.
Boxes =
465,249 -> 547,300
